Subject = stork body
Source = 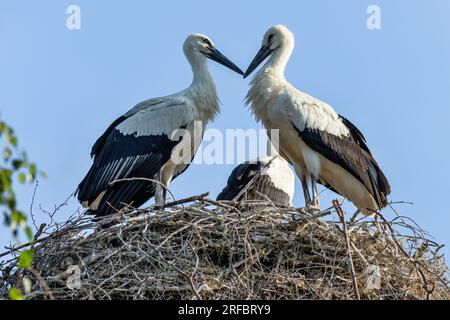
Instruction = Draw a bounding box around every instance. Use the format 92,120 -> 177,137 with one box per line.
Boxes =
77,34 -> 243,217
244,25 -> 390,215
217,155 -> 295,206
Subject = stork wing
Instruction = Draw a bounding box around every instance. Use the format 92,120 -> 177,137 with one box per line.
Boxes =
292,123 -> 391,208
89,98 -> 167,158
77,98 -> 195,214
339,114 -> 372,155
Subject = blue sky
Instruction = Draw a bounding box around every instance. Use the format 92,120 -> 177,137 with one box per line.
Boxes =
0,1 -> 449,260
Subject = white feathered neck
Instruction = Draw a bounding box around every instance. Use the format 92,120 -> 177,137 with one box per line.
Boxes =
184,48 -> 220,122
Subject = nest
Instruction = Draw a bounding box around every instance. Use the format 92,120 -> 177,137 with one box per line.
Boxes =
0,194 -> 449,300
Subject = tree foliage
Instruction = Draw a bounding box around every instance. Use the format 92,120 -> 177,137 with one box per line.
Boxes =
0,117 -> 44,299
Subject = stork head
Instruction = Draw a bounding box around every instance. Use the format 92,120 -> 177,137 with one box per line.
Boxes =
183,34 -> 244,75
244,25 -> 295,78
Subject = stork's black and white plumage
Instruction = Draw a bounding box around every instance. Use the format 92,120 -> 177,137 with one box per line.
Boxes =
77,34 -> 243,217
244,25 -> 391,215
217,155 -> 295,206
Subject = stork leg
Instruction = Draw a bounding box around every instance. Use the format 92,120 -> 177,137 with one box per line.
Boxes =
296,166 -> 313,210
310,174 -> 321,212
155,164 -> 175,205
155,179 -> 170,205
154,171 -> 165,205
300,176 -> 312,207
350,209 -> 361,223
162,187 -> 168,204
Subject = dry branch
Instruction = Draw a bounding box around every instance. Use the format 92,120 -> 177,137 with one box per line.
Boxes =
333,200 -> 360,300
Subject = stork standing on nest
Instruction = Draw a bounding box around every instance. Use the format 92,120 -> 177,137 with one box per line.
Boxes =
243,25 -> 391,215
77,34 -> 243,217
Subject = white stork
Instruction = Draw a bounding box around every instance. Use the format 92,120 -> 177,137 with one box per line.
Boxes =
77,34 -> 243,217
217,155 -> 295,206
243,25 -> 391,215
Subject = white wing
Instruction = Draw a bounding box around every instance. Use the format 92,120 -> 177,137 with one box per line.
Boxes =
118,96 -> 196,137
272,88 -> 350,138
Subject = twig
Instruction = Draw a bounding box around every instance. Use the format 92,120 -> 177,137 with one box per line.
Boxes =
31,224 -> 46,250
0,227 -> 76,259
30,180 -> 39,232
231,156 -> 277,202
203,198 -> 241,213
376,212 -> 435,298
39,192 -> 75,228
152,192 -> 210,210
333,200 -> 360,300
156,215 -> 213,250
28,267 -> 55,300
110,177 -> 177,204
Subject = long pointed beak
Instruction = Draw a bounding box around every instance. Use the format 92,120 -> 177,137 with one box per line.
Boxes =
206,48 -> 244,76
243,45 -> 273,79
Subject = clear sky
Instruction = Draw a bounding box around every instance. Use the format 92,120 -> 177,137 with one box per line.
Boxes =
1,1 -> 449,260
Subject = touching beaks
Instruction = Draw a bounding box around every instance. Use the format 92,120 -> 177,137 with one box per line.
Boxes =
206,47 -> 244,76
243,45 -> 273,79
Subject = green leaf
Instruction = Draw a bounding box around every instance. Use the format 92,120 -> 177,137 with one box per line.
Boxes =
21,151 -> 28,164
3,211 -> 11,226
18,249 -> 33,269
40,170 -> 48,179
11,210 -> 26,225
3,147 -> 12,161
18,172 -> 26,184
9,135 -> 18,147
29,163 -> 37,179
9,288 -> 23,300
24,226 -> 34,241
0,118 -> 44,270
12,159 -> 24,170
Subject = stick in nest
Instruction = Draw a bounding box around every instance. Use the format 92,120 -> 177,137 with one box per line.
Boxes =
231,155 -> 278,202
333,199 -> 361,300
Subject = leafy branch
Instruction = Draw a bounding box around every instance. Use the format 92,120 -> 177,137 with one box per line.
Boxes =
0,117 -> 45,299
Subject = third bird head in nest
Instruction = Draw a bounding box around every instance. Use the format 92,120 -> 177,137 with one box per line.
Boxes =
244,25 -> 295,79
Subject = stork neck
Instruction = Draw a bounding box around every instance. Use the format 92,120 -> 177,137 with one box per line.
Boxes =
260,45 -> 293,79
190,60 -> 214,88
187,60 -> 219,121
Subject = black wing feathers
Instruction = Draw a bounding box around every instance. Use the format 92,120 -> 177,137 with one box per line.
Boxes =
339,114 -> 371,155
77,128 -> 183,216
90,179 -> 156,217
293,122 -> 391,208
339,115 -> 391,196
90,116 -> 127,157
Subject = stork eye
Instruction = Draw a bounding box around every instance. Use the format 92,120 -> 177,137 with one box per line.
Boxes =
203,39 -> 212,47
268,34 -> 274,43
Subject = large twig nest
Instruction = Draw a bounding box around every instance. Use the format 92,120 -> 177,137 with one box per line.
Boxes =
0,195 -> 449,300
